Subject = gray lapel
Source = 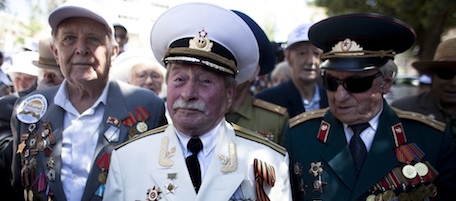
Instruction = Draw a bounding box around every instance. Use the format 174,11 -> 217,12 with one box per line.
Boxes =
40,96 -> 67,200
82,80 -> 130,201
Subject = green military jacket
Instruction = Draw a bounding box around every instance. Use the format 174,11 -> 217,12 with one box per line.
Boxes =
226,96 -> 289,145
285,101 -> 456,201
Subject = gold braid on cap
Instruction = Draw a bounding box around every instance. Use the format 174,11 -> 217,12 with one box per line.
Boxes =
321,38 -> 396,59
322,50 -> 396,59
164,47 -> 237,75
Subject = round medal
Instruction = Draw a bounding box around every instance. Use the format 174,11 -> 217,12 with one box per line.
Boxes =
98,171 -> 108,184
382,190 -> 396,200
136,122 -> 148,133
366,194 -> 376,201
313,180 -> 322,189
414,162 -> 429,177
402,164 -> 417,179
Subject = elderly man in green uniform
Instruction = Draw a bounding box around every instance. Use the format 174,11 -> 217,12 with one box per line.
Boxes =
225,10 -> 289,145
284,13 -> 456,201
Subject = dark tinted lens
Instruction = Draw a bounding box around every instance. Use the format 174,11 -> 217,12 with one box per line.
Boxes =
323,76 -> 339,91
344,76 -> 375,93
323,73 -> 381,93
435,70 -> 456,80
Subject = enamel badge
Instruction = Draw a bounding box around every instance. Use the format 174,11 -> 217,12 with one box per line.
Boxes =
16,94 -> 48,124
146,186 -> 162,201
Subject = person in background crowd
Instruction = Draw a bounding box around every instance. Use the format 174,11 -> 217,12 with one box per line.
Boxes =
416,74 -> 432,94
33,37 -> 65,90
392,38 -> 456,146
10,1 -> 167,200
0,51 -> 13,96
110,48 -> 166,96
269,60 -> 292,88
285,13 -> 456,201
256,23 -> 328,118
113,23 -> 129,55
225,10 -> 289,145
103,3 -> 291,200
6,51 -> 39,95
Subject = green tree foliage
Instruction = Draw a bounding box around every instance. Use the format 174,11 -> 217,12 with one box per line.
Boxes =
313,0 -> 456,60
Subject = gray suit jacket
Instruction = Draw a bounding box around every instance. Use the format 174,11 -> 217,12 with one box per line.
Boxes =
391,91 -> 444,122
11,80 -> 167,201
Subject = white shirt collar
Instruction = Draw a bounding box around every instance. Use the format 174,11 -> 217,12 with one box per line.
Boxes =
175,119 -> 223,157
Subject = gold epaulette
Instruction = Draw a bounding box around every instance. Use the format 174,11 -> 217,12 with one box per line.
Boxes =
289,108 -> 329,128
391,107 -> 446,132
115,124 -> 169,150
253,99 -> 287,116
231,123 -> 286,156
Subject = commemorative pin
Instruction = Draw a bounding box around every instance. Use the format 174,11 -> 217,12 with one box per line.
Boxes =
16,94 -> 48,124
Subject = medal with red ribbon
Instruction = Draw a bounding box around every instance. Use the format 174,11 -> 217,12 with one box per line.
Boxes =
135,106 -> 150,133
96,152 -> 111,184
122,106 -> 151,134
122,112 -> 136,127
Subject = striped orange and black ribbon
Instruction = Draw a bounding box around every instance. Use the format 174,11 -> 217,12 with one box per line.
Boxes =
253,158 -> 276,201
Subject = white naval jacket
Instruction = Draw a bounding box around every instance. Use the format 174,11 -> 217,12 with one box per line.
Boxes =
103,121 -> 291,201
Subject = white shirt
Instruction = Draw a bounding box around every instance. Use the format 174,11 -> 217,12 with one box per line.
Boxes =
343,109 -> 381,152
303,84 -> 321,111
175,119 -> 222,180
54,80 -> 109,201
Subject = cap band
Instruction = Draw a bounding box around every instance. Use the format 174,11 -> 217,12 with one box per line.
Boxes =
164,56 -> 235,75
164,36 -> 237,75
322,49 -> 396,59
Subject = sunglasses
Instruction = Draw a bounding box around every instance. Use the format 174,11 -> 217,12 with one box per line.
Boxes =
322,72 -> 382,93
435,69 -> 456,80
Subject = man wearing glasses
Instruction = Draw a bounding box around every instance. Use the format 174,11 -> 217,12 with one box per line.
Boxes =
284,13 -> 456,201
392,38 -> 456,146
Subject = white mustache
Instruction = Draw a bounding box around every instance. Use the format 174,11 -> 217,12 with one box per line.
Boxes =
172,98 -> 207,112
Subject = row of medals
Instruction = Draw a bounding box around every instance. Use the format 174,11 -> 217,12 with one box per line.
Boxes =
366,161 -> 437,201
19,122 -> 55,201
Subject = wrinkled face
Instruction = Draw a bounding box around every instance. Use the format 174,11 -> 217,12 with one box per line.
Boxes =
129,63 -> 164,95
285,42 -> 322,84
13,72 -> 37,92
324,69 -> 392,125
166,63 -> 234,136
431,68 -> 456,107
51,17 -> 118,87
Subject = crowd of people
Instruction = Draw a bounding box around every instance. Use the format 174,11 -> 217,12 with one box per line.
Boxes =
0,0 -> 455,201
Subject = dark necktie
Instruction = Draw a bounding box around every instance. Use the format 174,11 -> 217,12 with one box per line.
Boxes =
186,137 -> 203,193
349,123 -> 370,175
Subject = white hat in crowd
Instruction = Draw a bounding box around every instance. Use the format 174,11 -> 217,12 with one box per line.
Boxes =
48,0 -> 114,36
7,51 -> 39,76
286,23 -> 314,50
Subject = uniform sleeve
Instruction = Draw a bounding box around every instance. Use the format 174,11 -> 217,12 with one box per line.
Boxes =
103,149 -> 124,201
433,128 -> 456,200
283,125 -> 303,201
